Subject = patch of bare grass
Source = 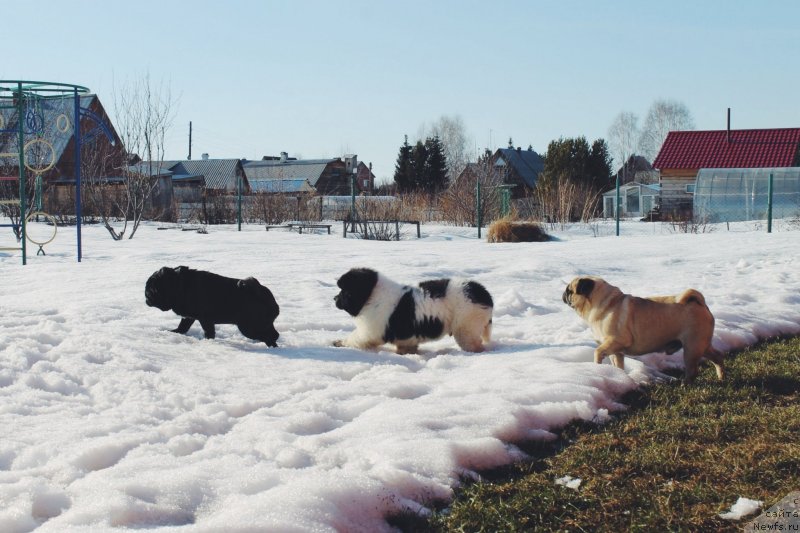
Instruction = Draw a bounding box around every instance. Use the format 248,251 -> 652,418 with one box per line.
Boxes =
401,336 -> 800,532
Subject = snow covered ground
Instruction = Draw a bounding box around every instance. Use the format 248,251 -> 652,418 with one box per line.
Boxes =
1,218 -> 798,532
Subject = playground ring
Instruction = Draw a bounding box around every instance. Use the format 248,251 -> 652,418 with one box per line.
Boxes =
25,211 -> 57,248
56,113 -> 70,133
23,139 -> 56,173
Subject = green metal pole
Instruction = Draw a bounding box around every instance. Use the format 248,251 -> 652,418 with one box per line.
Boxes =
476,180 -> 482,239
17,82 -> 26,265
35,175 -> 43,211
237,173 -> 242,231
767,172 -> 773,233
350,173 -> 356,231
615,173 -> 620,237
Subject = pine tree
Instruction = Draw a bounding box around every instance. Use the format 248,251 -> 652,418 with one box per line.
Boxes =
411,140 -> 428,191
588,138 -> 613,192
393,135 -> 413,192
423,136 -> 448,193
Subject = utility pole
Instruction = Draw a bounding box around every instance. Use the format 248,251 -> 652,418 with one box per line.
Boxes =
188,121 -> 192,160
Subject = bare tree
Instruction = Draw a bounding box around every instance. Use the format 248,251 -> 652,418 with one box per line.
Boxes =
607,111 -> 639,182
439,154 -> 506,226
638,99 -> 695,162
418,115 -> 471,182
84,74 -> 176,240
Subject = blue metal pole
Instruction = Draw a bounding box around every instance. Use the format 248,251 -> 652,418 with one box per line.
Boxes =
74,88 -> 82,261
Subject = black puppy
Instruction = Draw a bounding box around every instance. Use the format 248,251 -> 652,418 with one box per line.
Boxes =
145,266 -> 280,347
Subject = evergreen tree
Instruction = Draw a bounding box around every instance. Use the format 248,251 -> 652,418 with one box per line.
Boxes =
588,138 -> 613,192
423,136 -> 448,193
411,140 -> 428,191
541,136 -> 609,192
393,135 -> 413,192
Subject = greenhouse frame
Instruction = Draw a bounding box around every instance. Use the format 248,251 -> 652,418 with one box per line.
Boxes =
693,167 -> 800,223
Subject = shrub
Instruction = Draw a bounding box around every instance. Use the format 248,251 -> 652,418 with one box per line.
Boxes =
486,218 -> 550,243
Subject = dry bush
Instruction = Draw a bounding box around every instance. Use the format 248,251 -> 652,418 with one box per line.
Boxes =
439,160 -> 505,226
486,218 -> 551,243
534,176 -> 601,229
350,195 -> 405,240
392,192 -> 442,222
245,193 -> 309,224
666,217 -> 715,234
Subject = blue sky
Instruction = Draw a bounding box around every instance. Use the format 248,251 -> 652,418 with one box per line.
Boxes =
3,0 -> 799,183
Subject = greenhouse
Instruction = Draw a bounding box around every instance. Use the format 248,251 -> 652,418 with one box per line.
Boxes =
693,167 -> 800,223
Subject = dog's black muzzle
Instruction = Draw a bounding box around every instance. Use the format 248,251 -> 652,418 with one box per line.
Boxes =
562,288 -> 572,307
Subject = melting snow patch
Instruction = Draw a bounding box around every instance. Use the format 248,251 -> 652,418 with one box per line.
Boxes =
555,475 -> 582,491
719,497 -> 763,520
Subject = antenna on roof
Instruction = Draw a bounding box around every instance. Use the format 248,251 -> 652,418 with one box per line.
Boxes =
188,121 -> 192,160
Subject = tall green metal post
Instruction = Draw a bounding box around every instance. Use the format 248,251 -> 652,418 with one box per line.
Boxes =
767,172 -> 774,233
350,173 -> 356,231
237,173 -> 242,231
476,180 -> 482,239
615,173 -> 620,237
16,82 -> 27,265
500,186 -> 511,217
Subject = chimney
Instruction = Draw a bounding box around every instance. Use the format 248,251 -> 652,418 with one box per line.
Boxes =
727,108 -> 731,143
280,151 -> 288,162
344,154 -> 357,174
202,153 -> 209,160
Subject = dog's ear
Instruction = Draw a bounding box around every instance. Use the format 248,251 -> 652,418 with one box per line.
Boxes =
575,278 -> 595,297
338,268 -> 377,290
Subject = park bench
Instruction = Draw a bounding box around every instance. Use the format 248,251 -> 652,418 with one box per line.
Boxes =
266,222 -> 332,234
341,219 -> 421,240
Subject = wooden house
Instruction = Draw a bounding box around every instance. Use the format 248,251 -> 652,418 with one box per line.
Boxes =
652,128 -> 800,218
454,146 -> 544,199
242,153 -> 374,196
0,94 -> 125,213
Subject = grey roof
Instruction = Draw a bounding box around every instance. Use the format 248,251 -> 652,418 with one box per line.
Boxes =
0,94 -> 98,169
156,159 -> 242,191
243,159 -> 335,187
249,178 -> 315,193
496,148 -> 544,188
126,162 -> 174,177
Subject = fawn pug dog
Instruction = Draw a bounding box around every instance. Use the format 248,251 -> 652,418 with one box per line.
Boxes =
562,276 -> 724,383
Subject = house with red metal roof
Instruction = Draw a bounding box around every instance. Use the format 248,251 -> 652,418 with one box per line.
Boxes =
652,128 -> 800,218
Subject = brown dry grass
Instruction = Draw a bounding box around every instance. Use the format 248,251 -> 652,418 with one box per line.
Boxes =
486,218 -> 551,243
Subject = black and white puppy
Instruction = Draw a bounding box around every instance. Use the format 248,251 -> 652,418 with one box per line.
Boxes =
333,267 -> 493,353
145,266 -> 280,347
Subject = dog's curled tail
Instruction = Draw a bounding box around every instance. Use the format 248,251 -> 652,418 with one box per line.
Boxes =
677,288 -> 708,308
239,277 -> 280,314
